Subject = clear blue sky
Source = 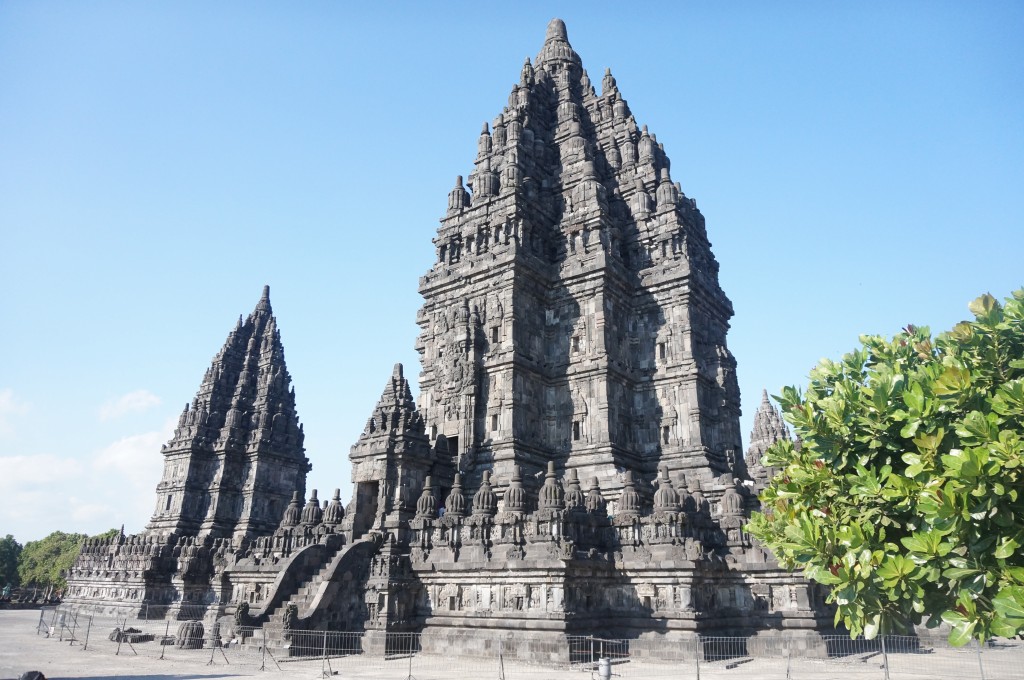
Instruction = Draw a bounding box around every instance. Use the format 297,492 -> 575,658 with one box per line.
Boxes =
1,2 -> 1021,542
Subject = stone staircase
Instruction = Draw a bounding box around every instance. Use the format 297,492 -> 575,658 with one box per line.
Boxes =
251,537 -> 344,625
265,552 -> 337,621
259,535 -> 385,656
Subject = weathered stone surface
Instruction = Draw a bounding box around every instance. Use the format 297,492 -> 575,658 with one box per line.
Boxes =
108,626 -> 153,643
175,620 -> 204,649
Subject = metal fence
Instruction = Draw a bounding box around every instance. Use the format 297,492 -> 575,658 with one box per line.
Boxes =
33,606 -> 1024,679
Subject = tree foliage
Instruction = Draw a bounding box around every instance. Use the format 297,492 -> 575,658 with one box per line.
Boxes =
749,290 -> 1024,645
18,531 -> 89,590
16,528 -> 118,591
91,528 -> 121,542
0,534 -> 22,587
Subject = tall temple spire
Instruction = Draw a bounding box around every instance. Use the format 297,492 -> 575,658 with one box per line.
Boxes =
417,18 -> 742,504
147,287 -> 309,540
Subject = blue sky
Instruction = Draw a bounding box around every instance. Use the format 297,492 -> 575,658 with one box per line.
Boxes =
1,2 -> 1021,542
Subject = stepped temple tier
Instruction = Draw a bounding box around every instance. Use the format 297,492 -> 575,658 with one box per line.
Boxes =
65,19 -> 831,658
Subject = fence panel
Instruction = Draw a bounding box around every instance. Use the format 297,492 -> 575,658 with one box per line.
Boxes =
28,608 -> 1024,680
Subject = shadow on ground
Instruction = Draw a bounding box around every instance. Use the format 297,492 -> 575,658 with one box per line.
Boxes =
29,675 -> 240,680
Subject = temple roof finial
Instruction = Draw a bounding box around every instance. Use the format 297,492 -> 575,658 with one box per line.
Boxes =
255,285 -> 272,314
537,18 -> 578,66
546,18 -> 568,43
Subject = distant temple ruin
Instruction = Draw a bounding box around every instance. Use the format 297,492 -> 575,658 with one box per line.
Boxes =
65,19 -> 828,657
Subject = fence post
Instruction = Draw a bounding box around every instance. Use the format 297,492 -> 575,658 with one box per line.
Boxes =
321,630 -> 328,678
785,637 -> 792,680
115,617 -> 126,656
159,620 -> 169,660
83,615 -> 92,651
261,627 -> 267,671
880,635 -> 890,680
65,611 -> 78,645
207,634 -> 215,665
695,635 -> 700,680
976,639 -> 986,680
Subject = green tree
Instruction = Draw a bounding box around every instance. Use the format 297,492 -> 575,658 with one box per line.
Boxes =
91,527 -> 121,542
18,531 -> 89,591
749,290 -> 1024,645
0,534 -> 22,587
16,528 -> 120,591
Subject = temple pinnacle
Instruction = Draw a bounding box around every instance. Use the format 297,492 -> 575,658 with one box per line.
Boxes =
546,18 -> 568,42
255,284 -> 272,314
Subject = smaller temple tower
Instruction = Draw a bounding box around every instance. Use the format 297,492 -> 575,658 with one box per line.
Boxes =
344,364 -> 434,542
745,389 -> 791,488
146,286 -> 311,542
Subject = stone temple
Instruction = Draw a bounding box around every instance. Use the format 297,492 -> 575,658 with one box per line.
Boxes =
65,19 -> 830,656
